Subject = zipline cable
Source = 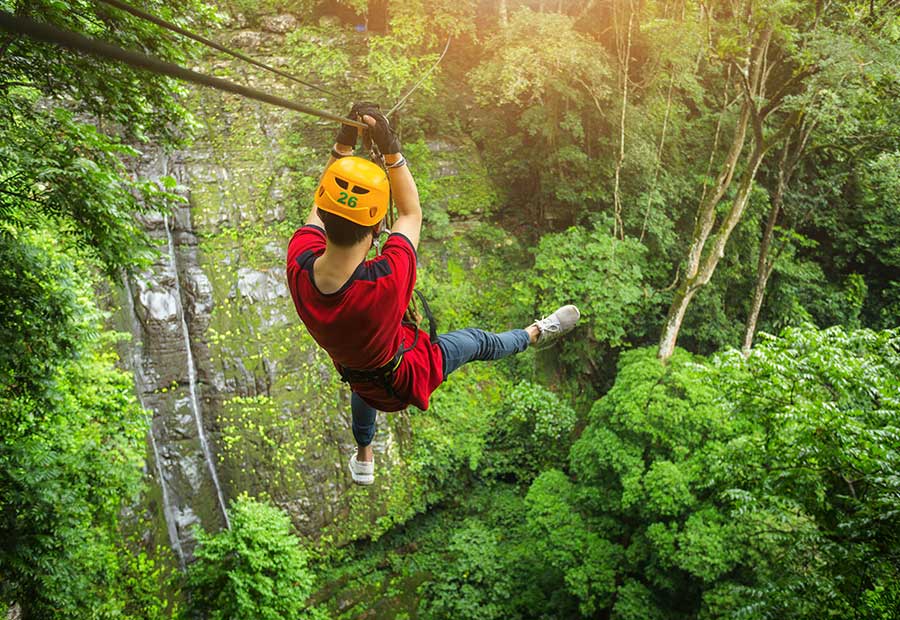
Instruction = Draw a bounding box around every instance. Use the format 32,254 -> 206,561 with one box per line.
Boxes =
94,0 -> 341,99
0,12 -> 366,129
386,36 -> 451,117
96,0 -> 450,118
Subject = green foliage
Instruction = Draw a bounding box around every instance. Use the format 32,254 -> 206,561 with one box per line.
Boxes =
0,230 -> 84,395
825,151 -> 900,328
404,363 -> 507,500
217,0 -> 317,24
517,223 -> 649,383
418,519 -> 516,620
187,495 -> 326,620
523,326 -> 900,618
524,224 -> 648,347
6,0 -> 207,143
317,485 -> 578,620
360,0 -> 466,103
0,94 -> 179,277
526,470 -> 622,616
284,26 -> 354,84
841,152 -> 900,267
0,229 -> 175,619
118,529 -> 183,619
471,9 -> 610,109
0,1 -> 205,614
469,8 -> 613,221
309,325 -> 899,620
483,381 -> 577,481
2,0 -> 898,616
0,316 -> 162,617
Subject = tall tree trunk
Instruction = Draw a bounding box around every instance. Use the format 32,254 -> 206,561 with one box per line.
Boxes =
660,117 -> 800,364
742,121 -> 813,353
613,0 -> 635,240
742,148 -> 788,354
640,70 -> 676,242
658,284 -> 697,361
499,0 -> 508,27
684,100 -> 752,285
658,22 -> 783,362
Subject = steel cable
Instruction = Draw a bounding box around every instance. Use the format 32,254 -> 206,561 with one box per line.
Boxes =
0,12 -> 366,129
386,36 -> 451,117
95,0 -> 341,99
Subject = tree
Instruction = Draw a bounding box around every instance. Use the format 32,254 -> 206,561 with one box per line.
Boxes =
741,121 -> 814,353
186,495 -> 326,620
525,325 -> 900,618
482,380 -> 578,481
742,4 -> 900,351
519,223 -> 650,383
611,0 -> 637,239
0,234 -> 163,618
469,8 -> 613,225
1,0 -> 208,614
658,0 -> 899,360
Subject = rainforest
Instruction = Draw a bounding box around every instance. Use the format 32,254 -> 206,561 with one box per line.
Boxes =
1,0 -> 899,618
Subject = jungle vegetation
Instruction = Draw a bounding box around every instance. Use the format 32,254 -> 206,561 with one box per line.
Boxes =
1,0 -> 898,618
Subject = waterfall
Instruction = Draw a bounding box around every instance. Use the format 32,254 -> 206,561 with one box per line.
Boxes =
122,276 -> 186,569
164,214 -> 231,529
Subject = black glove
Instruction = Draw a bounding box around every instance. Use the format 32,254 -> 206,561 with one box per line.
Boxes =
359,107 -> 401,155
334,101 -> 378,148
335,121 -> 358,150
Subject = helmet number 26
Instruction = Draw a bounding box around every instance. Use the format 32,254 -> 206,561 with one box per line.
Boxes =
337,191 -> 357,207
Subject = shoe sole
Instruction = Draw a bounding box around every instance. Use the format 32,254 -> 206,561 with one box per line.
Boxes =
534,306 -> 580,350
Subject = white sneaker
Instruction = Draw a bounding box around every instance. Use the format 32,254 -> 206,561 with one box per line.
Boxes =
349,454 -> 374,485
533,305 -> 581,347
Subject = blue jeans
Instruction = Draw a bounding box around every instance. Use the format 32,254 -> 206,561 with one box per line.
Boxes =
351,328 -> 530,446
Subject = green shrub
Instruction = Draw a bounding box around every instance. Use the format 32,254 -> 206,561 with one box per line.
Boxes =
483,380 -> 577,481
187,495 -> 326,620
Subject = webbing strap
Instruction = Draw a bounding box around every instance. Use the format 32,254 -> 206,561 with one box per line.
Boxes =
414,289 -> 438,342
337,347 -> 404,401
338,352 -> 401,383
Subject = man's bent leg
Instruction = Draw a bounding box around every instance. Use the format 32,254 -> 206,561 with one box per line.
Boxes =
436,328 -> 530,379
351,392 -> 376,462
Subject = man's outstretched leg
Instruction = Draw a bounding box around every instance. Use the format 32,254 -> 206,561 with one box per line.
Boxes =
349,392 -> 376,485
437,305 -> 581,379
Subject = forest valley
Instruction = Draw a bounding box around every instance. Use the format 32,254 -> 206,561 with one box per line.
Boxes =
1,0 -> 899,618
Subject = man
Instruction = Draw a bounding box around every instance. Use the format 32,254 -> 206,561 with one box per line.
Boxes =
286,104 -> 580,484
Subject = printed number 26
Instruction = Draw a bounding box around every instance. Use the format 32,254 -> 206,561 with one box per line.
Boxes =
337,191 -> 357,207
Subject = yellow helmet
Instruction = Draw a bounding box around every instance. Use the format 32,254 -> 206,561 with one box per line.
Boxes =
314,157 -> 390,226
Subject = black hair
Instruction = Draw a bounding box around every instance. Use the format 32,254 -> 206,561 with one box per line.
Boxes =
317,208 -> 376,247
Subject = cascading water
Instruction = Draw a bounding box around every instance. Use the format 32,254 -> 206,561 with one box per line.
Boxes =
122,275 -> 186,568
164,213 -> 231,529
